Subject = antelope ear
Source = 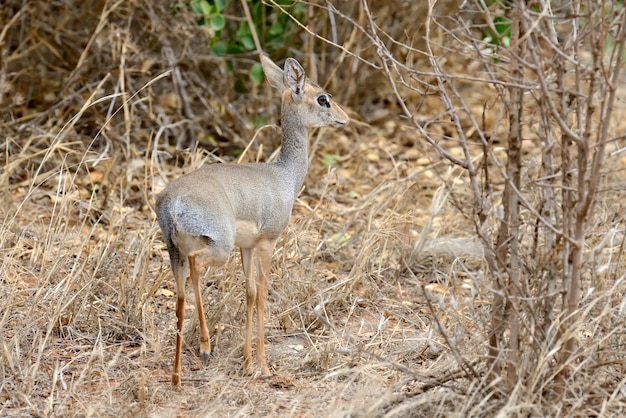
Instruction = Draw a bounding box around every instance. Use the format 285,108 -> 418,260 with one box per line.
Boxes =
283,58 -> 306,100
260,54 -> 285,93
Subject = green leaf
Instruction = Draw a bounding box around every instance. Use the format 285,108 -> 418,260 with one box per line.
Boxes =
199,0 -> 213,15
251,1 -> 263,23
210,14 -> 226,31
238,22 -> 251,37
226,43 -> 244,54
249,63 -> 264,85
211,41 -> 227,55
190,0 -> 204,14
322,154 -> 341,168
214,0 -> 226,12
269,20 -> 284,37
241,35 -> 255,51
293,2 -> 307,15
494,16 -> 511,36
253,115 -> 267,127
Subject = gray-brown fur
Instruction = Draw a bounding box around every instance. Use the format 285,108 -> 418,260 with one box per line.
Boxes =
155,54 -> 349,386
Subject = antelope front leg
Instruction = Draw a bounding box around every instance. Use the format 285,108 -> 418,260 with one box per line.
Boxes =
241,248 -> 256,374
255,240 -> 275,377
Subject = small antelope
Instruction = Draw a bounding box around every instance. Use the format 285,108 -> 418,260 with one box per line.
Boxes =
155,54 -> 349,385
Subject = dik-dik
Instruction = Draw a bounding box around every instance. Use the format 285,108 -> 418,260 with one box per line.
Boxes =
155,54 -> 349,386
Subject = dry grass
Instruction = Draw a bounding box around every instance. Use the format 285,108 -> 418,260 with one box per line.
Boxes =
2,0 -> 626,417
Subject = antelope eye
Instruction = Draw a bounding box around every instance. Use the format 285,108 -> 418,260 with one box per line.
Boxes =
317,94 -> 330,108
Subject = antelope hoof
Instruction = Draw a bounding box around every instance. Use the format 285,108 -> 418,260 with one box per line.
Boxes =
242,361 -> 255,376
241,363 -> 271,378
199,348 -> 211,365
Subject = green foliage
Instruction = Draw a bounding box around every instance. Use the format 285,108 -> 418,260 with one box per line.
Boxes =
321,154 -> 341,168
249,63 -> 264,85
489,15 -> 511,47
479,0 -> 512,48
177,0 -> 306,86
252,115 -> 267,127
188,0 -> 227,30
